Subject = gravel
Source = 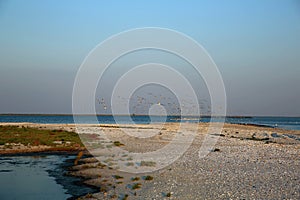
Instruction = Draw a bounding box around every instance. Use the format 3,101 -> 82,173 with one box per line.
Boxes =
11,122 -> 299,200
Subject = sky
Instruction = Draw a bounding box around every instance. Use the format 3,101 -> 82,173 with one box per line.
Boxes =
0,0 -> 300,116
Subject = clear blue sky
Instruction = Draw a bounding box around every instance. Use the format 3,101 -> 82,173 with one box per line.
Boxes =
0,0 -> 299,116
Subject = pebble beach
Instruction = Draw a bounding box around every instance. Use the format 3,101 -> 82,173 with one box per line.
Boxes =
1,122 -> 299,199
75,123 -> 300,200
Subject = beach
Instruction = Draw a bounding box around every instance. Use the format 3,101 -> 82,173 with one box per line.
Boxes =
0,122 -> 299,199
2,0 -> 300,199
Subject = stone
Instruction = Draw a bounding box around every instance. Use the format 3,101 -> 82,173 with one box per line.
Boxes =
252,132 -> 269,140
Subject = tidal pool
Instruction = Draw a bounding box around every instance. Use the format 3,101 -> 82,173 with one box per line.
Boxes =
0,154 -> 96,200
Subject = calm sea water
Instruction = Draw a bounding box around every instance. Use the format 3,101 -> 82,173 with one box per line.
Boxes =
0,155 -> 96,200
0,115 -> 300,130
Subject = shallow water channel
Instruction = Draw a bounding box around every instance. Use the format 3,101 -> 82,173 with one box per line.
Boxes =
0,154 -> 96,200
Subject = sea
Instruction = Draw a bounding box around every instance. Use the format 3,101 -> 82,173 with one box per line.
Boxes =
0,115 -> 300,131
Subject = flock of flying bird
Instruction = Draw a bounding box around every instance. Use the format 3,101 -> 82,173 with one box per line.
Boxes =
96,92 -> 211,116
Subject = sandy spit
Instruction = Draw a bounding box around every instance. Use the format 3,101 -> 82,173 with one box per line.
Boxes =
1,122 -> 299,199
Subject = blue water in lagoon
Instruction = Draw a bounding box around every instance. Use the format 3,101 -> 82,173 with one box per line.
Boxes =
0,115 -> 300,130
0,155 -> 97,200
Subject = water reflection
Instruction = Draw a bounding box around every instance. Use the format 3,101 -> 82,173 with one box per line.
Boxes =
0,155 -> 95,200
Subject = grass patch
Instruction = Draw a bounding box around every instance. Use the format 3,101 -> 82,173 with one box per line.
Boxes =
0,126 -> 83,147
126,162 -> 134,166
85,193 -> 94,198
143,175 -> 153,181
97,162 -> 106,168
131,177 -> 140,181
113,175 -> 124,179
131,183 -> 142,190
113,141 -> 124,146
140,161 -> 156,167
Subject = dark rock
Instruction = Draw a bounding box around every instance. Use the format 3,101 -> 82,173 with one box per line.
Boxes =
283,134 -> 300,141
252,133 -> 269,141
211,148 -> 220,152
271,133 -> 282,138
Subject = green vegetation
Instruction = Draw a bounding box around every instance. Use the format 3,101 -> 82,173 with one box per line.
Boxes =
85,193 -> 94,198
100,187 -> 107,193
113,175 -> 124,179
140,161 -> 156,167
97,162 -> 106,168
0,126 -> 83,147
131,177 -> 140,181
126,162 -> 134,166
131,183 -> 142,190
144,175 -> 153,181
113,141 -> 124,146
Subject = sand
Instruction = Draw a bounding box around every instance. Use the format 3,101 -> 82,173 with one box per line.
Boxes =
0,122 -> 299,199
